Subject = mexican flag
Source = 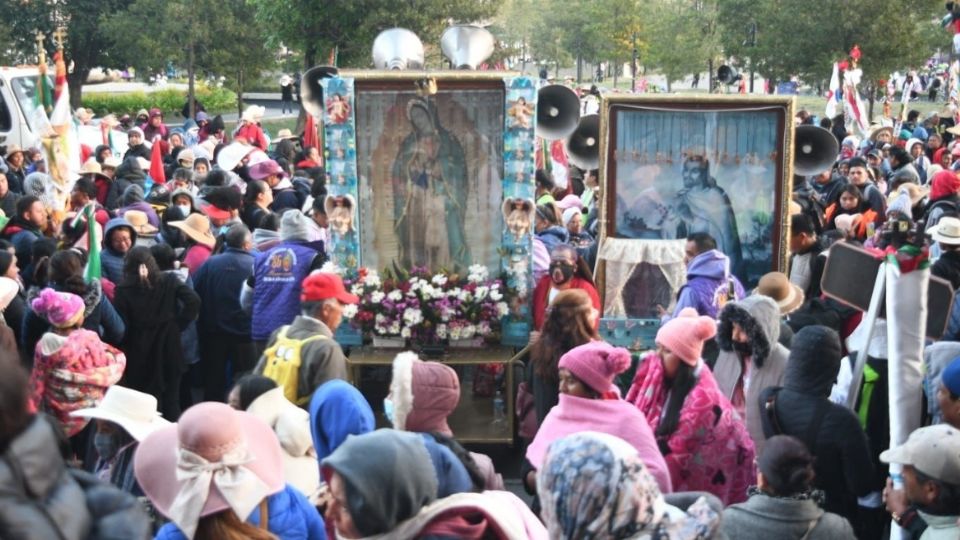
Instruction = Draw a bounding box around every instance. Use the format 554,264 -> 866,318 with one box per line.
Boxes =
825,62 -> 841,119
71,204 -> 101,281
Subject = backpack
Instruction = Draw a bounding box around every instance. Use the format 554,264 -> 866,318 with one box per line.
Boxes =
261,326 -> 328,405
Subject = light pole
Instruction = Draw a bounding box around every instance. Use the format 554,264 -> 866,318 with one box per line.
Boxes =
632,32 -> 638,92
744,22 -> 757,93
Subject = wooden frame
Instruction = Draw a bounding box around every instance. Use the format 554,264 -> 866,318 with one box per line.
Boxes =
595,94 -> 796,307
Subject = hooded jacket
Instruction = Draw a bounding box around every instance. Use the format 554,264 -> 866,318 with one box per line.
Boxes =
672,249 -> 746,319
106,158 -> 146,211
536,225 -> 570,254
308,379 -> 375,462
713,295 -> 789,455
0,416 -> 151,540
117,184 -> 160,227
758,326 -> 876,523
100,218 -> 138,284
390,352 -> 504,490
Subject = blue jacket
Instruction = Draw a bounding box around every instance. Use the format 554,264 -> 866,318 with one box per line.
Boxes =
251,242 -> 319,341
154,484 -> 326,540
101,218 -> 138,284
671,249 -> 745,320
192,247 -> 254,336
417,433 -> 473,498
536,225 -> 570,254
309,380 -> 375,461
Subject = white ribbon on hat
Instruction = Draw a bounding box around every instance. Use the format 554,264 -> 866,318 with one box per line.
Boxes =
167,445 -> 272,538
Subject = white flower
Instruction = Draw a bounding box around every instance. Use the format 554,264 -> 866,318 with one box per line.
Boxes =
475,286 -> 488,300
403,308 -> 423,326
364,271 -> 381,288
450,326 -> 462,340
467,264 -> 488,283
400,327 -> 411,338
389,321 -> 401,335
387,290 -> 403,302
496,302 -> 509,317
431,274 -> 448,286
319,261 -> 343,275
371,291 -> 385,303
462,324 -> 476,339
350,284 -> 364,296
478,321 -> 491,336
436,324 -> 448,339
489,289 -> 503,301
342,304 -> 358,319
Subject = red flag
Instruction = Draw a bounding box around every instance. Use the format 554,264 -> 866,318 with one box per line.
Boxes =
303,114 -> 319,150
149,140 -> 166,185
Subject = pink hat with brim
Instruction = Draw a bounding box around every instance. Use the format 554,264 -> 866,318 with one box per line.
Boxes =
134,402 -> 284,536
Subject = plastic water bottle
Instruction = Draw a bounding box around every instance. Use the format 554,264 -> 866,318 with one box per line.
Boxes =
493,390 -> 506,423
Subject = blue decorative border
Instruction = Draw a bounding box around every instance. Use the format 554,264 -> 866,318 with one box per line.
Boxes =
321,77 -> 360,270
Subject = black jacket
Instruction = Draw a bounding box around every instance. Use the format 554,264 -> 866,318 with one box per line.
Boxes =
933,249 -> 960,291
759,327 -> 876,523
106,158 -> 147,211
22,280 -> 125,355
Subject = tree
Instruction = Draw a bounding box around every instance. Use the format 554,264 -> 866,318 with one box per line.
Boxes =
529,0 -> 608,82
490,0 -> 539,72
103,0 -> 273,118
645,0 -> 721,91
0,0 -> 134,107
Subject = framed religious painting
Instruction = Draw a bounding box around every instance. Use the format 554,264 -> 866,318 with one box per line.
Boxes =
596,95 -> 795,319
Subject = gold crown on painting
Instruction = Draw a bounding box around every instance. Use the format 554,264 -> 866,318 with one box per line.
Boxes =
415,77 -> 437,96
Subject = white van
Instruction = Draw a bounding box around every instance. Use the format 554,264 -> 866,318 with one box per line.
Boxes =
0,66 -> 49,152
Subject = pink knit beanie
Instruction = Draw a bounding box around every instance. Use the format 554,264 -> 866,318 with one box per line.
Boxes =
31,288 -> 85,328
558,341 -> 632,395
655,307 -> 717,365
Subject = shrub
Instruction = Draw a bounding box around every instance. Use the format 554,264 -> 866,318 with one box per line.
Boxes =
81,86 -> 237,118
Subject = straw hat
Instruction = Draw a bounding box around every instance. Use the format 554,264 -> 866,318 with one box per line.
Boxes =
241,105 -> 266,123
753,271 -> 804,315
169,213 -> 215,248
124,210 -> 158,236
102,156 -> 122,169
928,216 -> 960,246
274,128 -> 297,140
80,159 -> 110,180
70,385 -> 170,441
216,142 -> 253,172
886,182 -> 928,208
869,126 -> 894,142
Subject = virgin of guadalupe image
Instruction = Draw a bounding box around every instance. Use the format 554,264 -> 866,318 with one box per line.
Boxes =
391,97 -> 470,269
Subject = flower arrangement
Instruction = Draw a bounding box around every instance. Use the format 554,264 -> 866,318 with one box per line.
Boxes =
324,262 -> 510,345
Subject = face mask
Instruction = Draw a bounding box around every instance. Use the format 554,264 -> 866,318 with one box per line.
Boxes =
732,340 -> 753,358
94,432 -> 118,460
218,225 -> 230,236
549,261 -> 575,285
177,204 -> 191,218
383,397 -> 395,424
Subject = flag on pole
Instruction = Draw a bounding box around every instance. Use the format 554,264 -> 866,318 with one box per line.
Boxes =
70,204 -> 101,281
825,62 -> 840,119
304,114 -> 320,151
147,138 -> 166,191
35,62 -> 53,114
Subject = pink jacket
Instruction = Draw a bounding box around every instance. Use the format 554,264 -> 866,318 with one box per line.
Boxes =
626,353 -> 755,505
526,393 -> 672,494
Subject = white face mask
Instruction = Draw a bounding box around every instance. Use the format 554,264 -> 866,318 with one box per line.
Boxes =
383,397 -> 395,425
177,204 -> 191,218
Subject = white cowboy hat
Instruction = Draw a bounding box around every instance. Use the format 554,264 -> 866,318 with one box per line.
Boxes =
70,385 -> 170,441
928,216 -> 960,246
216,141 -> 253,171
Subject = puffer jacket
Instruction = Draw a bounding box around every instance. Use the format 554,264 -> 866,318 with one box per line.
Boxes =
154,484 -> 326,540
713,295 -> 789,455
0,415 -> 151,539
308,380 -> 376,461
247,387 -> 320,501
105,158 -> 146,211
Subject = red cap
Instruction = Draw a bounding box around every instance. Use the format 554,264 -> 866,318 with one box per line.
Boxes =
149,107 -> 162,118
301,272 -> 359,304
201,203 -> 231,221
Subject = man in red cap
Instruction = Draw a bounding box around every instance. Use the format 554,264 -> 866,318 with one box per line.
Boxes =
254,272 -> 358,404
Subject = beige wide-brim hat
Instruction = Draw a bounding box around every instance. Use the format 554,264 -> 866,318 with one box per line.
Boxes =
124,210 -> 158,236
753,271 -> 804,315
70,385 -> 171,442
274,128 -> 297,140
928,216 -> 960,246
869,126 -> 894,142
169,213 -> 215,248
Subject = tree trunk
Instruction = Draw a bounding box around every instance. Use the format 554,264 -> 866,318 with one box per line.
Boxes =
187,42 -> 196,119
613,59 -> 618,88
667,79 -> 672,93
237,69 -> 245,119
868,82 -> 875,122
296,45 -> 318,133
708,58 -> 714,94
67,68 -> 89,109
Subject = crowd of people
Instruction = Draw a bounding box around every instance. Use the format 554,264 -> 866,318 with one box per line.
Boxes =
3,89 -> 960,540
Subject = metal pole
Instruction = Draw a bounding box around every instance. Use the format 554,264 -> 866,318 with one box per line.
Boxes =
632,32 -> 638,92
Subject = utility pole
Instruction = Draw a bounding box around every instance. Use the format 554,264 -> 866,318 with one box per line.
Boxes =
632,32 -> 638,92
744,22 -> 757,93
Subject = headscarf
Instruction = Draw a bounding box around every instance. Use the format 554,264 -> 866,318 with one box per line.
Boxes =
537,432 -> 719,540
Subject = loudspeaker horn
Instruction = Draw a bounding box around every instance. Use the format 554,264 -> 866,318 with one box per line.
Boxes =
565,114 -> 600,170
717,65 -> 741,84
794,125 -> 840,176
536,84 -> 581,140
299,65 -> 339,118
440,25 -> 495,70
372,28 -> 425,70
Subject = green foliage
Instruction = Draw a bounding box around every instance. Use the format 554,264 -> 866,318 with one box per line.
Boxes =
717,0 -> 943,85
645,0 -> 720,87
248,0 -> 502,68
81,86 -> 236,117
